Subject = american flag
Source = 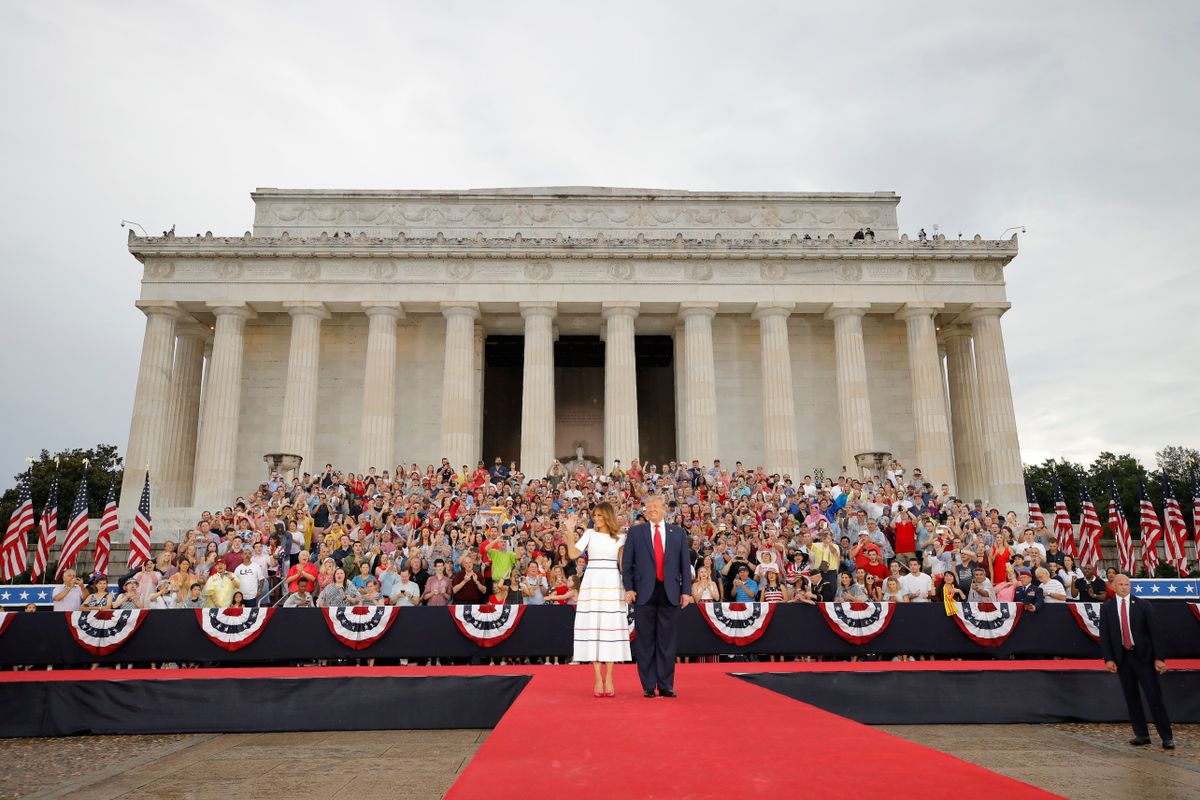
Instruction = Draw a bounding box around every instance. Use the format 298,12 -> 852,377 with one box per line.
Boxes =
1077,478 -> 1103,569
1161,472 -> 1189,576
1025,481 -> 1045,528
1192,470 -> 1200,552
128,471 -> 152,570
1051,474 -> 1076,558
29,473 -> 59,582
1138,474 -> 1164,577
1,470 -> 35,581
1108,473 -> 1135,575
94,476 -> 117,577
56,472 -> 90,579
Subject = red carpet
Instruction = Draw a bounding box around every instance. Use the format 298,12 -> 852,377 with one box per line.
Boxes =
445,663 -> 1064,800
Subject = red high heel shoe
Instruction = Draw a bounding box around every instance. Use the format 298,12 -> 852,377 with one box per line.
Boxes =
604,690 -> 615,697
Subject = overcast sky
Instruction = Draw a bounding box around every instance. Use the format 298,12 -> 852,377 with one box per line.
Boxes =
0,1 -> 1196,481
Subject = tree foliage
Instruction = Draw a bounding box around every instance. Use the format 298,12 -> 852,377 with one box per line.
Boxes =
0,445 -> 123,527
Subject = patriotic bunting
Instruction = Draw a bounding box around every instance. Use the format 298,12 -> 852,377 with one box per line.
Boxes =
697,601 -> 775,645
1077,479 -> 1103,569
66,609 -> 146,655
949,602 -> 1022,647
1108,474 -> 1135,575
1,470 -> 35,581
819,601 -> 896,645
1161,473 -> 1189,576
1138,476 -> 1164,577
627,606 -> 636,641
57,473 -> 90,579
450,604 -> 525,647
30,474 -> 59,582
197,607 -> 275,651
1067,602 -> 1102,642
324,605 -> 398,649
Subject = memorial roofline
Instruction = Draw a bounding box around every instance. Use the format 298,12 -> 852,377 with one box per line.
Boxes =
128,230 -> 1017,263
251,187 -> 900,203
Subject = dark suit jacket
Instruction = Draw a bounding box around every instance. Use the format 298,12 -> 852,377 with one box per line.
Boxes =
622,521 -> 693,605
1099,594 -> 1164,664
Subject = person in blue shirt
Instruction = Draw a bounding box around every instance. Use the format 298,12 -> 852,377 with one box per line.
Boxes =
731,564 -> 759,602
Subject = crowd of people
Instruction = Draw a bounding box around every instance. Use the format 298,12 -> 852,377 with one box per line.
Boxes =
46,456 -> 1124,619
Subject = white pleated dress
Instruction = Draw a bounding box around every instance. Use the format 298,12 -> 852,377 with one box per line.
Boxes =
572,529 -> 632,663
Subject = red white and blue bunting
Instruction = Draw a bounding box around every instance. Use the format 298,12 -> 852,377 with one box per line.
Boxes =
196,607 -> 275,651
627,606 -> 636,641
66,609 -> 146,656
697,601 -> 775,645
1068,603 -> 1102,642
819,602 -> 896,645
950,602 -> 1022,647
323,606 -> 398,650
0,611 -> 13,638
450,604 -> 525,647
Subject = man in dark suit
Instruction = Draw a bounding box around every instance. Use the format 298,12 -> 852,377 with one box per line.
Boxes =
622,494 -> 693,697
1098,573 -> 1174,749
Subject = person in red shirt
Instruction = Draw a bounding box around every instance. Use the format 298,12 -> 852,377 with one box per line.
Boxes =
285,551 -> 319,594
851,531 -> 882,570
863,548 -> 890,582
892,510 -> 917,564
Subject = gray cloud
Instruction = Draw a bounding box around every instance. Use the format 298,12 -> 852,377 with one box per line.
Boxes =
0,0 -> 1195,478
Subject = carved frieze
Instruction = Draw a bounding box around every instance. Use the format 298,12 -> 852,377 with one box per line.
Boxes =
907,264 -> 935,283
974,264 -> 1002,282
837,263 -> 863,282
291,259 -> 321,281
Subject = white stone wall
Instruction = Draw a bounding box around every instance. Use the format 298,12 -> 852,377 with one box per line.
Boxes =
708,314 -> 917,477
394,316 -> 449,468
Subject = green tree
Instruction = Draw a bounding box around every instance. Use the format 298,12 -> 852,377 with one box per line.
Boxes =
0,445 -> 124,580
1155,445 -> 1200,484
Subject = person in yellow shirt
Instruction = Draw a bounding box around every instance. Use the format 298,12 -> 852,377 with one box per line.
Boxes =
203,560 -> 239,608
809,531 -> 840,578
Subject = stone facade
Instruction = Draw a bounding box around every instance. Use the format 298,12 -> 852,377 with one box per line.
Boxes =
121,187 -> 1024,538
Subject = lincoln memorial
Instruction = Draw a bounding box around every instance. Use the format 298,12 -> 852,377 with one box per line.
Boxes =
121,187 -> 1024,536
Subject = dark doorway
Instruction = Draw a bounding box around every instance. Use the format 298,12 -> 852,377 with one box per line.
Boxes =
635,336 -> 677,466
482,336 -> 523,466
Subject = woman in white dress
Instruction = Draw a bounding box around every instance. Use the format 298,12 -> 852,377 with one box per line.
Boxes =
562,502 -> 631,697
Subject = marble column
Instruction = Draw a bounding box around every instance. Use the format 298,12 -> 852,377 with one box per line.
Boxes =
278,302 -> 329,473
896,302 -> 956,490
941,325 -> 986,503
359,302 -> 403,472
679,302 -> 719,464
602,302 -> 640,471
120,300 -> 184,517
519,302 -> 556,478
161,322 -> 208,507
961,303 -> 1024,516
752,302 -> 799,478
825,302 -> 875,474
440,302 -> 481,471
192,302 -> 255,511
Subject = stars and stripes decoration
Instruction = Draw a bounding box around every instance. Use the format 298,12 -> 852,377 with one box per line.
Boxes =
323,605 -> 399,649
697,601 -> 776,645
1051,474 -> 1076,558
1161,472 -> 1189,576
1067,602 -> 1102,642
196,607 -> 275,651
1077,479 -> 1103,569
94,477 -> 117,578
1138,475 -> 1164,577
1025,481 -> 1044,529
818,601 -> 896,645
948,602 -> 1022,647
627,605 -> 636,642
56,473 -> 90,580
1108,474 -> 1135,575
0,610 -> 13,638
1130,578 -> 1198,598
30,473 -> 59,582
1192,470 -> 1200,550
1190,603 -> 1200,623
1,470 -> 35,582
66,609 -> 146,656
450,603 -> 525,647
128,471 -> 152,570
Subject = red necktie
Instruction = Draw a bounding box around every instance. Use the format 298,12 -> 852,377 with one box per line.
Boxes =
654,524 -> 665,581
1120,598 -> 1133,650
